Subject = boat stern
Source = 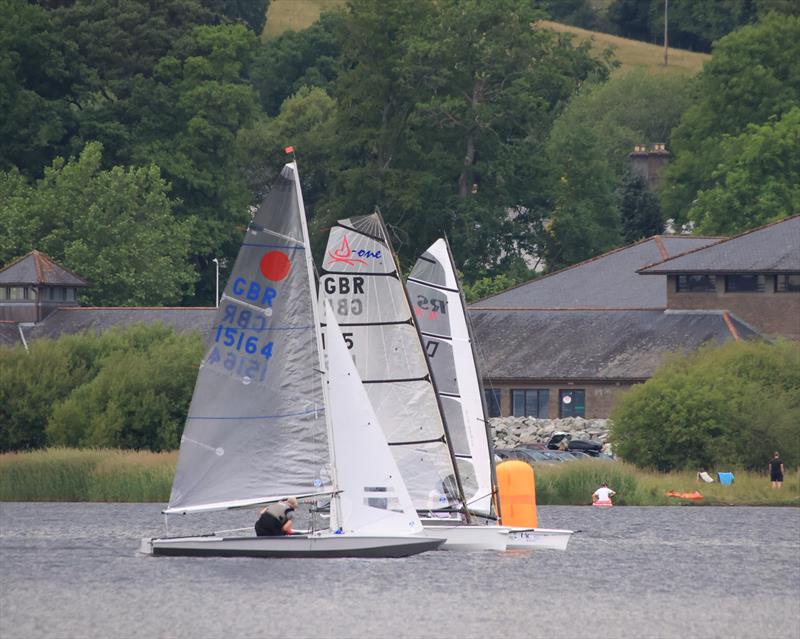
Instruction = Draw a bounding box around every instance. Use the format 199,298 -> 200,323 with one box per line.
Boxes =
139,537 -> 154,555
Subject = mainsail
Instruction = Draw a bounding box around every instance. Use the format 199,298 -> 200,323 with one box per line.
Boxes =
406,239 -> 497,517
166,163 -> 330,514
319,213 -> 473,512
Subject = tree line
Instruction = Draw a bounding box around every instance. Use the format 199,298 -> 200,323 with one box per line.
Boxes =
1,0 -> 798,306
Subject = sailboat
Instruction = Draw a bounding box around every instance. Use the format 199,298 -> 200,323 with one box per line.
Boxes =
140,162 -> 443,558
406,238 -> 574,551
320,214 -> 507,551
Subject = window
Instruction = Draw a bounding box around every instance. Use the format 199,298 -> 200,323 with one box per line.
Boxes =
484,389 -> 501,417
776,274 -> 800,293
511,389 -> 549,418
559,390 -> 585,418
676,274 -> 715,292
725,274 -> 764,292
9,287 -> 24,300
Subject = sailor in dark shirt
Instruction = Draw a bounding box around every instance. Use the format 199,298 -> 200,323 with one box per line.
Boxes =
255,497 -> 297,536
769,452 -> 785,488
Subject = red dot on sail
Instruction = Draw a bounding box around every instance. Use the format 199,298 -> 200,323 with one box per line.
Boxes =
260,251 -> 291,281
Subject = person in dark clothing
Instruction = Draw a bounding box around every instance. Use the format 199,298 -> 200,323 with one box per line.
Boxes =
769,452 -> 785,489
255,497 -> 297,536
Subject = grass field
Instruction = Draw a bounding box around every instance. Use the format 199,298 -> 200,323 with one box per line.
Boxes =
263,0 -> 709,75
2,448 -> 796,506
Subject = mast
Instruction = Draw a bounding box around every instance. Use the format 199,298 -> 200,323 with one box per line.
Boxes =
289,157 -> 341,526
374,212 -> 471,523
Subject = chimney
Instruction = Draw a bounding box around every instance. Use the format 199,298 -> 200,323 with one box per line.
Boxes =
629,144 -> 671,189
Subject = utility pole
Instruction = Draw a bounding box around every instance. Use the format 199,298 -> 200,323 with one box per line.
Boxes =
664,0 -> 669,66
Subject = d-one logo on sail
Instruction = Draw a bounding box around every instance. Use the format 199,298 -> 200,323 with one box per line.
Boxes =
328,236 -> 382,266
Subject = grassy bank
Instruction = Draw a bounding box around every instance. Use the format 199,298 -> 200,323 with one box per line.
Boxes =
1,449 -> 797,506
533,461 -> 800,507
262,0 -> 709,76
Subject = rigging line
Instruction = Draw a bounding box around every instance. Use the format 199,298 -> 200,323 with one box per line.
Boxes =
388,436 -> 446,446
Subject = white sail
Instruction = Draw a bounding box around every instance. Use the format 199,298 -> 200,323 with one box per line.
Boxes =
406,239 -> 495,516
324,302 -> 423,535
165,163 -> 331,515
319,214 -> 472,512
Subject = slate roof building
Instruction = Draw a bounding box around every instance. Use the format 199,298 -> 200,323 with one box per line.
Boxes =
469,218 -> 799,419
639,215 -> 800,339
0,251 -> 87,323
0,251 -> 215,348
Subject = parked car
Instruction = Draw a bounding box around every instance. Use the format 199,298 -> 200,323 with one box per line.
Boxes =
546,431 -> 603,456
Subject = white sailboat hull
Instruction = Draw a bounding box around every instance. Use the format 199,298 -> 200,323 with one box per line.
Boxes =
504,527 -> 574,551
421,524 -> 508,551
141,533 -> 445,558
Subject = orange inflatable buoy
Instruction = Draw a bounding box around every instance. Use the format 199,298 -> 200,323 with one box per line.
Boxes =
665,490 -> 703,500
496,460 -> 538,528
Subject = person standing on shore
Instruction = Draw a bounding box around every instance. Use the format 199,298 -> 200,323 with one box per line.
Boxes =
769,452 -> 784,489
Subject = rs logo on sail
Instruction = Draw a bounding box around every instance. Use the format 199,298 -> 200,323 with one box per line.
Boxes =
328,235 -> 382,266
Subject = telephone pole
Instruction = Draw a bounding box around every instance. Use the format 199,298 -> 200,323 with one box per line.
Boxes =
664,0 -> 669,66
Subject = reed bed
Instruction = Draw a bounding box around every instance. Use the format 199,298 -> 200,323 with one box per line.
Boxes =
0,448 -> 175,502
1,449 -> 797,505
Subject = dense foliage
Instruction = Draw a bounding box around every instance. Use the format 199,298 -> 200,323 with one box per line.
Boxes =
661,14 -> 800,229
611,340 -> 800,472
1,0 -> 799,303
0,325 -> 203,452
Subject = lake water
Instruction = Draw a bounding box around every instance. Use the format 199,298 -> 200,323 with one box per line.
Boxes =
0,503 -> 798,639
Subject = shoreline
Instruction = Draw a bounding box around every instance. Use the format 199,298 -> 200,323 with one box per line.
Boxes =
1,448 -> 797,507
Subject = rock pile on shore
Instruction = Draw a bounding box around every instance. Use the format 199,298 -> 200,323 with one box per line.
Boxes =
490,417 -> 611,449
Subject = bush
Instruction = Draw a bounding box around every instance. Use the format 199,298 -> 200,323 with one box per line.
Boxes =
611,339 -> 800,471
0,324 -> 203,452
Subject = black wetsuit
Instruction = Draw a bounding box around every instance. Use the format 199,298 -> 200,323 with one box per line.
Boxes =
255,502 -> 294,537
769,458 -> 784,482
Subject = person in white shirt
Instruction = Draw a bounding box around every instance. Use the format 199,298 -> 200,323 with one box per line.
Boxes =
592,482 -> 616,504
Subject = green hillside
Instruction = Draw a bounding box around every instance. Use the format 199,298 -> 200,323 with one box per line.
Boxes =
264,0 -> 709,74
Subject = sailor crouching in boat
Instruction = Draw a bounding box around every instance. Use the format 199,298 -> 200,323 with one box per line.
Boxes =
255,497 -> 298,536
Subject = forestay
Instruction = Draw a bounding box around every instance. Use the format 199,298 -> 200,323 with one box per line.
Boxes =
319,214 -> 473,512
406,239 -> 496,517
166,163 -> 330,514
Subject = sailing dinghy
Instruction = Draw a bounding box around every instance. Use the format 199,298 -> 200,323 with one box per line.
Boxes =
320,214 -> 507,551
140,162 -> 442,558
406,238 -> 574,551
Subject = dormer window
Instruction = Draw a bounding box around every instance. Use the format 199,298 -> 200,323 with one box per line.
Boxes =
725,274 -> 765,293
676,274 -> 715,292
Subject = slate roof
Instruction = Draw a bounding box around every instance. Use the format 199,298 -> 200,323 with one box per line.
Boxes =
471,235 -> 721,309
0,251 -> 88,286
639,215 -> 800,274
468,308 -> 760,381
25,307 -> 216,341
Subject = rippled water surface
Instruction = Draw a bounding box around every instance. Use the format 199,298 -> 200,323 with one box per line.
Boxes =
1,503 -> 798,639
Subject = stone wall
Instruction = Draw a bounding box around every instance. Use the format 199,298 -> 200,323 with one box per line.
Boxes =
491,416 -> 611,449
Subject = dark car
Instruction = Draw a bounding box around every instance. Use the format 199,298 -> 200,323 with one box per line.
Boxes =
546,431 -> 603,457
